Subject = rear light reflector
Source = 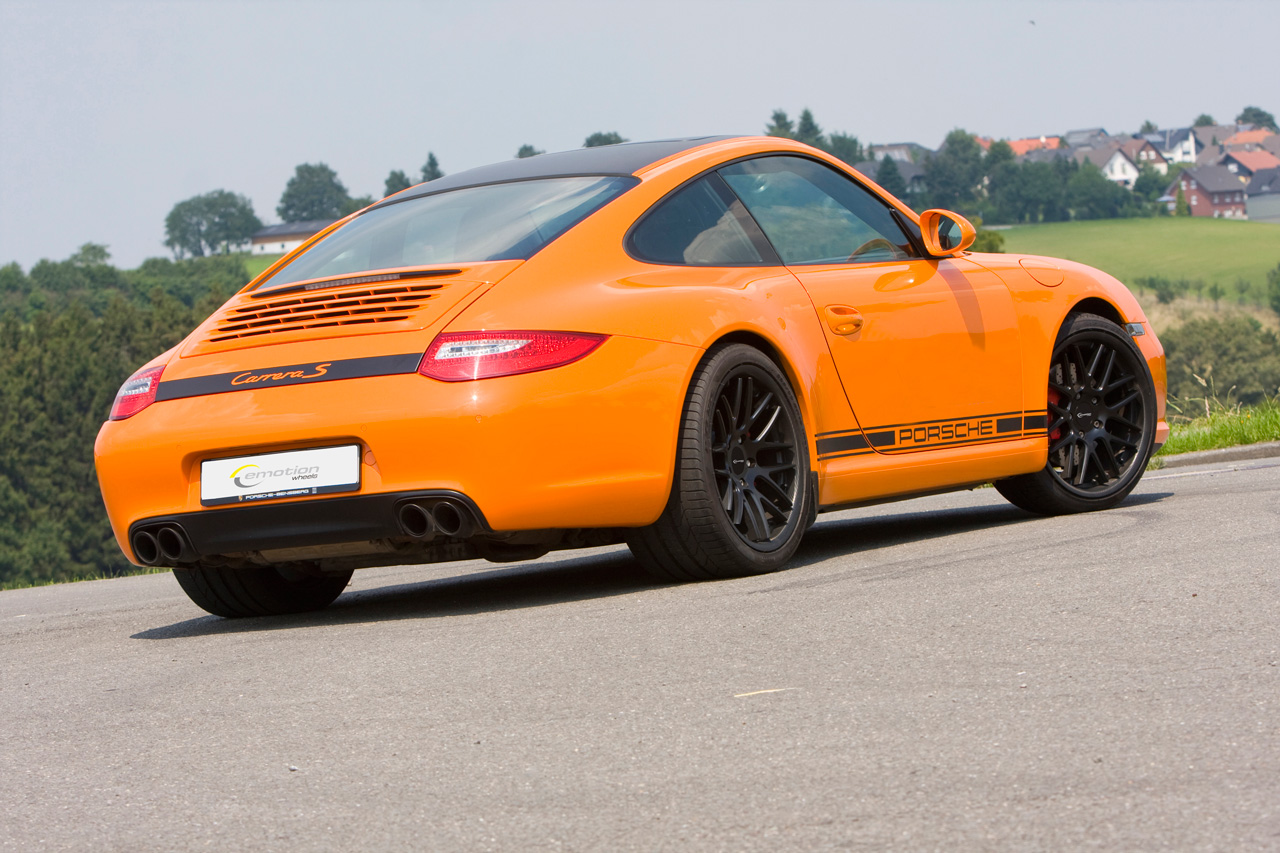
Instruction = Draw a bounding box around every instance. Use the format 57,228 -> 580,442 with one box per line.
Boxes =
109,365 -> 165,420
419,331 -> 606,382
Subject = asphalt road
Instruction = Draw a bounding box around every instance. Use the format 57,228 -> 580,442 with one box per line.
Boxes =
3,460 -> 1278,852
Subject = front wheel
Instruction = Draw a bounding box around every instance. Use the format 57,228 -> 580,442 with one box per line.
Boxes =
172,564 -> 352,618
996,313 -> 1156,515
627,344 -> 812,581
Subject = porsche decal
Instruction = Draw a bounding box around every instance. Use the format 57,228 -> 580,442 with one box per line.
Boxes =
154,354 -> 423,402
817,411 -> 1049,460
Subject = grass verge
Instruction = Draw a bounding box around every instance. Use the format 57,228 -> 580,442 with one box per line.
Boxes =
0,567 -> 171,592
1153,396 -> 1280,460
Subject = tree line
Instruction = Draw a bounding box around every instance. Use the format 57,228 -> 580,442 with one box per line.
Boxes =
163,131 -> 628,259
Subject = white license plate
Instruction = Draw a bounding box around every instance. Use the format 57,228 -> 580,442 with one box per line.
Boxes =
200,445 -> 361,507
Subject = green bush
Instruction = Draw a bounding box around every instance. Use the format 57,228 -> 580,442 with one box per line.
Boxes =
1161,316 -> 1280,405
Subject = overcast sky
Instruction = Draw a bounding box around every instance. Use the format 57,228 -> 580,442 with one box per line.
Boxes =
2,0 -> 1277,269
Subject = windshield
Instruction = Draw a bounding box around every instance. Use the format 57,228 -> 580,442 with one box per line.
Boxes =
256,175 -> 637,290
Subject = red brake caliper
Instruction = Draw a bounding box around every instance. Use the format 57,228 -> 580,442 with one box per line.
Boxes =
1047,387 -> 1062,440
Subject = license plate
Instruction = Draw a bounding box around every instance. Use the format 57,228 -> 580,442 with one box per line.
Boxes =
200,445 -> 361,507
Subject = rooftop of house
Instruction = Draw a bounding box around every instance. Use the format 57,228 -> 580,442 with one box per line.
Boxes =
251,220 -> 337,240
1006,136 -> 1061,156
1143,128 -> 1196,151
1118,137 -> 1166,164
1246,167 -> 1280,195
1170,165 -> 1246,194
1224,149 -> 1280,173
1074,143 -> 1133,171
1062,128 -> 1108,147
1224,128 -> 1276,148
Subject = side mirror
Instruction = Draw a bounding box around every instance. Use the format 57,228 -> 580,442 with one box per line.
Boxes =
918,209 -> 976,256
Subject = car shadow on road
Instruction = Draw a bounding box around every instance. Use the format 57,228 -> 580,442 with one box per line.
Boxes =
132,491 -> 1171,640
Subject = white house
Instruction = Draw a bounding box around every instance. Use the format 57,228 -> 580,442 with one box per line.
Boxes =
249,220 -> 336,255
1075,145 -> 1141,187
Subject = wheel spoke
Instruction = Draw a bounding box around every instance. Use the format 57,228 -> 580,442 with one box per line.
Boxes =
741,491 -> 771,541
1099,349 -> 1117,391
1074,442 -> 1093,485
1086,342 -> 1105,382
1109,389 -> 1140,411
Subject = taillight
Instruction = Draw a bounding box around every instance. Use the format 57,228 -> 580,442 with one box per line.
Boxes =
418,331 -> 607,382
109,365 -> 165,420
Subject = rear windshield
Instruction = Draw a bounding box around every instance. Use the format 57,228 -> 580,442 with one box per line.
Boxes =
256,175 -> 637,290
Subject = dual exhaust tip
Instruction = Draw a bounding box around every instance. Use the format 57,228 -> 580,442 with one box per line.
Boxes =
131,524 -> 193,566
396,499 -> 474,540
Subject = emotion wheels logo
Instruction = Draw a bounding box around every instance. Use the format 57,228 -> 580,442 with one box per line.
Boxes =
230,462 -> 323,490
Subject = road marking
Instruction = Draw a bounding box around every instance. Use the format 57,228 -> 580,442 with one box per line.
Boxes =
734,688 -> 800,698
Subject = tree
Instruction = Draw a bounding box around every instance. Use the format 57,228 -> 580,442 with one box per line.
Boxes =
1132,165 -> 1167,204
69,243 -> 111,267
1139,119 -> 1158,134
1067,162 -> 1133,220
583,132 -> 626,148
764,109 -> 794,139
1175,184 -> 1190,216
825,132 -> 863,165
1235,105 -> 1278,132
1207,281 -> 1224,309
342,195 -> 374,215
421,153 -> 444,182
1268,261 -> 1280,316
875,155 -> 907,197
383,170 -> 412,197
166,190 -> 262,258
1162,316 -> 1280,404
277,164 -> 350,222
1193,113 -> 1216,127
923,129 -> 985,212
794,108 -> 825,149
516,144 -> 544,159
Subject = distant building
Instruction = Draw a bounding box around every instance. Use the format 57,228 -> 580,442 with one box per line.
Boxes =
1118,137 -> 1168,175
1062,128 -> 1109,149
1165,166 -> 1247,218
1143,128 -> 1200,164
1222,128 -> 1276,152
868,142 -> 931,163
1005,136 -> 1061,157
249,220 -> 336,255
1074,143 -> 1141,187
851,158 -> 926,199
1221,149 -> 1280,180
1245,167 -> 1280,224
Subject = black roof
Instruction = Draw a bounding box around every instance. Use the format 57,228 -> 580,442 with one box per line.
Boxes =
372,137 -> 733,209
1247,167 -> 1280,195
251,220 -> 337,239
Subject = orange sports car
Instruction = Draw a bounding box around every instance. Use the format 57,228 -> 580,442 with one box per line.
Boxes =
95,136 -> 1168,617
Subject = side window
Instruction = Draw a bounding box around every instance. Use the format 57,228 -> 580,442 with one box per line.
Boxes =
628,174 -> 767,266
719,156 -> 918,265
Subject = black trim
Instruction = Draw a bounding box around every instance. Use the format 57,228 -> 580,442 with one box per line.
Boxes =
130,490 -> 491,559
996,416 -> 1024,434
155,353 -> 422,402
370,137 -> 733,208
253,269 -> 461,299
1023,414 -> 1048,431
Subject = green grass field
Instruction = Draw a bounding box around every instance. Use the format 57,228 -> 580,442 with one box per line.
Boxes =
243,253 -> 283,280
999,218 -> 1280,292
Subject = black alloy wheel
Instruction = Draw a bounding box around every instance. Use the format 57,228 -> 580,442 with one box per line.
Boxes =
1046,334 -> 1147,494
996,313 -> 1156,515
711,369 -> 801,547
628,344 -> 812,581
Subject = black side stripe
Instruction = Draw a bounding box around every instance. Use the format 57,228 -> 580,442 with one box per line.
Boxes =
817,409 -> 1050,459
155,353 -> 422,402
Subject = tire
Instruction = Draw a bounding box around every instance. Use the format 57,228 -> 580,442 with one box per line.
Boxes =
996,313 -> 1157,515
172,564 -> 352,618
627,344 -> 812,581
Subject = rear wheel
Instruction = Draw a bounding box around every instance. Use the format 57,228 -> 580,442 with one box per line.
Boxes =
628,344 -> 812,581
172,564 -> 352,618
996,313 -> 1156,515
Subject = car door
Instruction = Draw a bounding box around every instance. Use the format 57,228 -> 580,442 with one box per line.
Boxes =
719,156 -> 1026,454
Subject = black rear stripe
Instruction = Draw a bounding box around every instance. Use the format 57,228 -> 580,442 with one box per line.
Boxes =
155,353 -> 422,402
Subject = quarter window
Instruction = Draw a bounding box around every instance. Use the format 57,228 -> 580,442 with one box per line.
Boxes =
718,156 -> 917,265
628,174 -> 767,265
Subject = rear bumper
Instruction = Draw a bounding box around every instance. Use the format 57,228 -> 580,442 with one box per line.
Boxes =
97,335 -> 701,565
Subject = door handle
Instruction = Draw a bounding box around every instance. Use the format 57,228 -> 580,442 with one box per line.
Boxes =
824,305 -> 864,336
